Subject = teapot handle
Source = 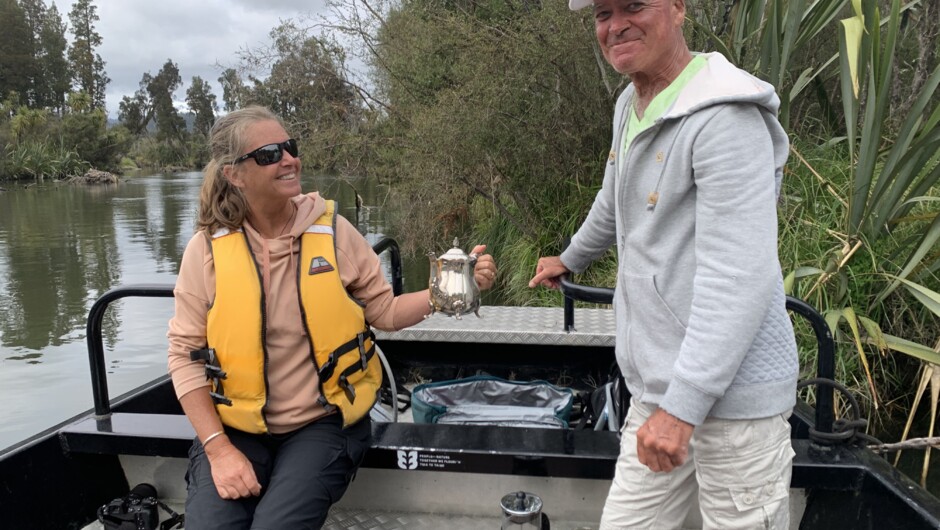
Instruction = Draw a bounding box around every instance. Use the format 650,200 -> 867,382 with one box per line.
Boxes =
469,252 -> 479,267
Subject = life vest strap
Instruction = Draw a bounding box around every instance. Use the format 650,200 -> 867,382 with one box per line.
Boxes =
318,329 -> 376,381
339,373 -> 357,403
337,354 -> 378,404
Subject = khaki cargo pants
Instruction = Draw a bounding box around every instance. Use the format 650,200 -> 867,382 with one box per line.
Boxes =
600,400 -> 794,530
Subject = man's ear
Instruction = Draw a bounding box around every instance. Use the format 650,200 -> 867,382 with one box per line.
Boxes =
673,0 -> 686,22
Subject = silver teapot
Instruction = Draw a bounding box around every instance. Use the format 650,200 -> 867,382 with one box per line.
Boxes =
500,491 -> 545,529
428,238 -> 482,320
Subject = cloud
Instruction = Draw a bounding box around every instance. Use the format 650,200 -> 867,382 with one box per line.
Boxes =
54,0 -> 332,116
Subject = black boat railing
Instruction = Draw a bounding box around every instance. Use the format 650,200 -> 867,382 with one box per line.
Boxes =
559,275 -> 836,438
371,237 -> 404,297
86,285 -> 174,419
86,237 -> 403,419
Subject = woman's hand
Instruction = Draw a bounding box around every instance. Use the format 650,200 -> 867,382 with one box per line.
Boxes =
205,437 -> 262,499
471,244 -> 497,291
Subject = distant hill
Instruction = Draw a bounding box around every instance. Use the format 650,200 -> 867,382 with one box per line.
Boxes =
106,112 -> 198,132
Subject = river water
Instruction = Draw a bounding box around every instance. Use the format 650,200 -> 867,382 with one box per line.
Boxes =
0,171 -> 425,452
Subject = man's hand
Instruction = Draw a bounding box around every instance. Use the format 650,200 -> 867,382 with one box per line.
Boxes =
205,438 -> 262,499
528,256 -> 570,290
636,408 -> 694,473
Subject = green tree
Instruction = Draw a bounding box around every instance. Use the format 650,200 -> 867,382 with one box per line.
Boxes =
0,0 -> 34,103
38,3 -> 70,112
232,21 -> 360,170
118,88 -> 151,136
18,0 -> 46,106
185,75 -> 217,137
61,90 -> 125,170
9,105 -> 48,142
338,0 -> 615,253
67,0 -> 109,109
248,23 -> 356,127
217,67 -> 246,112
146,59 -> 186,143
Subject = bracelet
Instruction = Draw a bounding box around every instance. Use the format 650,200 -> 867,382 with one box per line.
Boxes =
202,430 -> 225,447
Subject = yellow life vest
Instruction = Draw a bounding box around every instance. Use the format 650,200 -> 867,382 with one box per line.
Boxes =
203,201 -> 382,432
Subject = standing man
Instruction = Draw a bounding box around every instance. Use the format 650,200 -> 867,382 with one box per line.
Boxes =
528,0 -> 799,528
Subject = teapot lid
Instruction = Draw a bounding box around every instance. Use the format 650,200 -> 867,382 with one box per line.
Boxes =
499,491 -> 542,516
439,238 -> 469,261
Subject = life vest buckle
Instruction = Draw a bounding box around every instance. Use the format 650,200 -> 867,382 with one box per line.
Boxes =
190,347 -> 217,363
205,363 -> 227,380
357,332 -> 369,371
210,391 -> 233,407
191,348 -> 227,381
191,348 -> 230,406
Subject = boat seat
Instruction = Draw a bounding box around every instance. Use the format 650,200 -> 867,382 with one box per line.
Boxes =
58,413 -> 195,458
58,412 -> 623,480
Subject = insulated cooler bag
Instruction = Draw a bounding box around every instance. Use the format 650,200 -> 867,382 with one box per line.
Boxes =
411,376 -> 574,428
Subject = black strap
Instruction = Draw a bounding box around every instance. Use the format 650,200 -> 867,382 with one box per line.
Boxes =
379,386 -> 412,413
318,330 -> 375,381
336,340 -> 378,404
339,374 -> 357,403
158,500 -> 184,530
190,347 -> 216,363
574,390 -> 594,430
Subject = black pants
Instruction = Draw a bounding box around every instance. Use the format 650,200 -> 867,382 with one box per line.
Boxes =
184,415 -> 372,530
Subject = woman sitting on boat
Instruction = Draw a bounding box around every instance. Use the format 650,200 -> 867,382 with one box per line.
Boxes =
167,105 -> 497,529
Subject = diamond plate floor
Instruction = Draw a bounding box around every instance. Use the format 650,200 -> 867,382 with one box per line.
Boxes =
81,504 -> 596,530
323,506 -> 597,530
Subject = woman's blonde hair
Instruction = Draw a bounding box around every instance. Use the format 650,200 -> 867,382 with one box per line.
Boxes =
195,106 -> 288,234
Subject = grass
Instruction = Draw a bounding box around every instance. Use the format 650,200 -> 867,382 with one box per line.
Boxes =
1,142 -> 90,181
468,183 -> 618,309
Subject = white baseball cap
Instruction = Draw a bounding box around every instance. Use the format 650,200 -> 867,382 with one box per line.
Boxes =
569,0 -> 593,9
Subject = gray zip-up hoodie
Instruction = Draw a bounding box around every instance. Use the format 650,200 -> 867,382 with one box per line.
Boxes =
560,52 -> 798,426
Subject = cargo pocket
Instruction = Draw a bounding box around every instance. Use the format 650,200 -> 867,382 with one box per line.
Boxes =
696,415 -> 794,529
728,479 -> 790,529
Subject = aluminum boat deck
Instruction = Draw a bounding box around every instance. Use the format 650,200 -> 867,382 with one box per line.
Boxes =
374,305 -> 616,346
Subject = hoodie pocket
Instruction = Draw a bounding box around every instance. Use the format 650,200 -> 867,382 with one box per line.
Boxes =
621,273 -> 687,385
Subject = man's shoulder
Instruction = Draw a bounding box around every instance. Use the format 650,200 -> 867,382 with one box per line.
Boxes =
670,53 -> 781,119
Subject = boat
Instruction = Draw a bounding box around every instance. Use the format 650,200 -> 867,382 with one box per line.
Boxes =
2,237 -> 940,529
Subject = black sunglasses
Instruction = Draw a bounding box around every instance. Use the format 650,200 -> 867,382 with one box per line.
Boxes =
234,139 -> 299,166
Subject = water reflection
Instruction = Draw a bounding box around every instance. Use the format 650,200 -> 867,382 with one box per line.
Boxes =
0,171 -> 416,451
0,182 -> 123,351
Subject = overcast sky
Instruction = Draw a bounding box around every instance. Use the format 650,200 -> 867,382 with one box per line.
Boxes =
52,0 -> 336,117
